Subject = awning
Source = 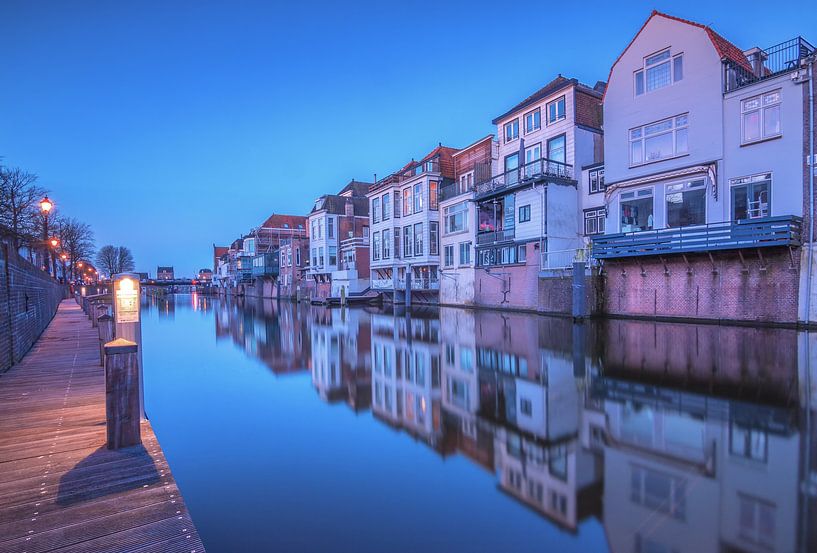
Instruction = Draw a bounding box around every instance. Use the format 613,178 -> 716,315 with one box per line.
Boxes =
604,162 -> 718,201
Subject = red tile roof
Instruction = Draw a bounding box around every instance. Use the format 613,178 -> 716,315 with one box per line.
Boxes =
260,213 -> 307,230
604,10 -> 752,100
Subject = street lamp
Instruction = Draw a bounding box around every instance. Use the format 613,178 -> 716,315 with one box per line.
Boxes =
60,253 -> 68,283
40,196 -> 54,278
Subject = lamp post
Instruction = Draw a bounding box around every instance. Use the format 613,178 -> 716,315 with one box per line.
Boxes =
40,196 -> 54,277
60,253 -> 68,284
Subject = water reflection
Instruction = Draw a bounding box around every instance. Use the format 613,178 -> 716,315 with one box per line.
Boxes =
157,295 -> 815,553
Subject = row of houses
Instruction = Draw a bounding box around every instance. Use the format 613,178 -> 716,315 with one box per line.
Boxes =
214,11 -> 817,325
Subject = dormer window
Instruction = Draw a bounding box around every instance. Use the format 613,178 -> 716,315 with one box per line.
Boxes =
635,50 -> 683,95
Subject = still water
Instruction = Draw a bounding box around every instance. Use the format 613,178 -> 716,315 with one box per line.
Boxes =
141,293 -> 816,553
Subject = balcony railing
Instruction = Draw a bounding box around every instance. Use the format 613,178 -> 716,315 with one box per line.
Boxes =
539,248 -> 597,271
592,216 -> 802,259
370,277 -> 440,291
724,36 -> 815,93
475,157 -> 573,200
477,229 -> 515,245
440,181 -> 474,202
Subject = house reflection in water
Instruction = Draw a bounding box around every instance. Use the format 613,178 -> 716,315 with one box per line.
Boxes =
200,292 -> 814,552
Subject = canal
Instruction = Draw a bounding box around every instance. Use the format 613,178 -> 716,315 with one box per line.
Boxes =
140,293 -> 816,553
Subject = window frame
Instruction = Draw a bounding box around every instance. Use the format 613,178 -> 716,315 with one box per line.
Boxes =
546,95 -> 566,125
413,222 -> 424,256
372,198 -> 380,224
371,232 -> 380,261
524,108 -> 541,134
444,244 -> 454,267
664,178 -> 707,228
589,167 -> 605,194
634,49 -> 684,96
741,89 -> 782,145
584,207 -> 606,235
504,119 -> 519,143
518,204 -> 531,223
629,114 -> 689,166
382,192 -> 391,221
382,229 -> 391,259
458,241 -> 471,266
429,221 -> 438,256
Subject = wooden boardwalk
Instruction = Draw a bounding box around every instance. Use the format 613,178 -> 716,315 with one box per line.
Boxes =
0,300 -> 205,553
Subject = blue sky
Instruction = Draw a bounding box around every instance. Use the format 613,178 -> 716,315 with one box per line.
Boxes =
1,0 -> 814,276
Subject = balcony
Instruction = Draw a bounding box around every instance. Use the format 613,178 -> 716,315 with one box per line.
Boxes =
440,181 -> 474,202
251,253 -> 279,277
475,157 -> 573,201
592,216 -> 802,259
370,278 -> 440,291
476,229 -> 515,245
724,36 -> 814,93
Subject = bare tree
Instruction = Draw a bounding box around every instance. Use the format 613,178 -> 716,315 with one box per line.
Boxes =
96,244 -> 135,277
59,217 -> 95,280
0,166 -> 48,251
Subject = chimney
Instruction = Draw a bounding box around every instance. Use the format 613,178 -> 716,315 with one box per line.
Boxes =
345,197 -> 354,217
743,47 -> 767,77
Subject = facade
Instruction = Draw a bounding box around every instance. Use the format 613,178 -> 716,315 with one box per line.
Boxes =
472,76 -> 605,310
197,268 -> 213,282
157,266 -> 174,280
439,135 -> 494,305
595,11 -> 815,324
305,180 -> 371,301
367,145 -> 458,303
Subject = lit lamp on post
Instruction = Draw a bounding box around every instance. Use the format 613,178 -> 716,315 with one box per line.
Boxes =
48,238 -> 59,280
112,273 -> 144,420
60,253 -> 68,284
39,196 -> 54,277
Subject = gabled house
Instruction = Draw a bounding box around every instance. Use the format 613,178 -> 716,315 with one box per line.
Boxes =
157,266 -> 174,280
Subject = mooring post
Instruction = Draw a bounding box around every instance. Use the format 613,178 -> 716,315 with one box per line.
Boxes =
113,273 -> 145,420
405,265 -> 412,308
92,302 -> 107,328
572,260 -> 586,321
103,338 -> 141,449
98,313 -> 114,366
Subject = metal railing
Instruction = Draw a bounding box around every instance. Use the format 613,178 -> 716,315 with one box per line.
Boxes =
724,36 -> 815,93
477,229 -> 515,245
592,216 -> 802,259
440,181 -> 474,202
476,157 -> 573,199
539,248 -> 596,271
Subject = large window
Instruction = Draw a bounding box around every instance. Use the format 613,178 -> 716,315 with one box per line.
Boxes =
666,179 -> 706,227
403,225 -> 413,257
635,50 -> 683,95
524,108 -> 541,133
584,208 -> 606,235
505,152 -> 519,185
458,171 -> 474,194
403,188 -> 412,216
589,167 -> 605,194
444,201 -> 468,234
518,204 -> 531,223
731,174 -> 771,220
327,217 -> 334,239
547,135 -> 566,164
429,181 -> 438,210
504,119 -> 519,142
382,229 -> 391,259
524,143 -> 541,178
444,245 -> 454,267
414,222 -> 424,255
372,198 -> 380,223
620,188 -> 654,232
547,96 -> 566,124
328,245 -> 337,266
413,183 -> 423,213
429,222 -> 438,256
742,90 -> 781,143
382,193 -> 391,220
372,232 -> 380,261
630,114 -> 688,165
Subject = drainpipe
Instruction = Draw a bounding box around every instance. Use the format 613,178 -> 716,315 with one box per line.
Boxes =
807,57 -> 815,326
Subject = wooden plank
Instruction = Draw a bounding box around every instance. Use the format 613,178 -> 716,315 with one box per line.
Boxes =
0,300 -> 205,553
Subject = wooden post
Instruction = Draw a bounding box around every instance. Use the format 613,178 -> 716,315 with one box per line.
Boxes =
92,302 -> 107,328
103,338 -> 141,449
98,314 -> 114,366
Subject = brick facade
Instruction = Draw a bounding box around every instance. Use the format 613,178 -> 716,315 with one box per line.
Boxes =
574,88 -> 604,131
1,243 -> 67,372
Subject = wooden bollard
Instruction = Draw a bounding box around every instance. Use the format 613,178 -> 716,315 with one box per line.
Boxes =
92,302 -> 108,328
103,338 -> 141,449
98,314 -> 114,366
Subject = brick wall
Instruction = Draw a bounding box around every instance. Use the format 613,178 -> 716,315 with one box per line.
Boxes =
600,249 -> 800,324
574,89 -> 603,131
1,243 -> 67,372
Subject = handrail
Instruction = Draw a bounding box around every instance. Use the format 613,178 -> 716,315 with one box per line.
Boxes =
476,157 -> 573,199
724,36 -> 815,93
592,216 -> 802,259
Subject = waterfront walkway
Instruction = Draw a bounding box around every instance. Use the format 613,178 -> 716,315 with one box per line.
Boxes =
0,300 -> 205,553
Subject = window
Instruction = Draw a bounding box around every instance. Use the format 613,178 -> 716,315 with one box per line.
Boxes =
363,225 -> 369,238
459,242 -> 471,265
547,96 -> 566,124
311,248 -> 317,267
429,181 -> 438,210
630,114 -> 688,165
372,198 -> 380,223
414,222 -> 423,255
328,245 -> 337,266
394,227 -> 400,258
429,221 -> 438,256
547,134 -> 566,164
327,217 -> 334,239
403,188 -> 412,216
505,152 -> 519,185
620,188 -> 654,232
458,171 -> 474,194
413,183 -> 423,213
382,229 -> 390,259
444,201 -> 468,234
635,50 -> 683,95
318,246 -> 324,266
517,244 -> 526,263
731,173 -> 771,220
403,225 -> 413,257
372,232 -> 380,261
742,91 -> 781,143
524,109 -> 541,133
524,143 -> 541,178
295,248 -> 300,266
730,423 -> 767,462
666,179 -> 706,227
504,119 -> 519,142
317,221 -> 322,239
589,167 -> 605,194
383,193 -> 391,220
518,204 -> 531,223
584,208 -> 606,235
630,465 -> 686,520
739,494 -> 776,548
444,245 -> 454,267
520,397 -> 532,416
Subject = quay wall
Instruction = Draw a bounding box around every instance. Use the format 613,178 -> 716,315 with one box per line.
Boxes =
0,243 -> 67,372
